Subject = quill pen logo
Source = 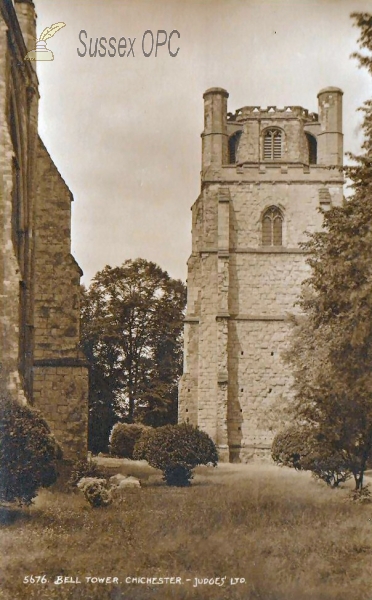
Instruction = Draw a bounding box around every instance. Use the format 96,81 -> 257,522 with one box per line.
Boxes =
25,22 -> 66,61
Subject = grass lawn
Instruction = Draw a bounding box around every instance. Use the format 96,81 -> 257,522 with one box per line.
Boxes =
1,459 -> 372,600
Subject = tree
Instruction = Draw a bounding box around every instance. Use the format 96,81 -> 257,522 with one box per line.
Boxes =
272,424 -> 351,488
81,259 -> 186,452
285,13 -> 372,490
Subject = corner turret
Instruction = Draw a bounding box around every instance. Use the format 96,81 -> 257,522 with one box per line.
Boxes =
317,87 -> 343,166
202,88 -> 229,174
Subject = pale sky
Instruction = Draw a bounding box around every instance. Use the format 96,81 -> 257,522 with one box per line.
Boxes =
34,0 -> 371,285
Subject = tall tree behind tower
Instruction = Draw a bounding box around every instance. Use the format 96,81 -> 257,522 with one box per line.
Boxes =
81,259 -> 186,452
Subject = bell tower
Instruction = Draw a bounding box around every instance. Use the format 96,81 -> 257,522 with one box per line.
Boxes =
179,87 -> 344,461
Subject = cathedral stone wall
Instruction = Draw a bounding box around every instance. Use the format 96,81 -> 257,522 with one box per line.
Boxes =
32,140 -> 88,457
179,86 -> 344,461
33,140 -> 82,359
0,0 -> 88,459
0,11 -> 36,398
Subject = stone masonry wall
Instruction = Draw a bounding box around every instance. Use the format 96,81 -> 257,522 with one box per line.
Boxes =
235,118 -> 309,164
228,320 -> 292,461
0,8 -> 38,399
0,18 -> 20,394
32,139 -> 88,458
33,365 -> 88,458
229,180 -> 327,248
196,253 -> 218,442
33,140 -> 82,359
229,253 -> 308,316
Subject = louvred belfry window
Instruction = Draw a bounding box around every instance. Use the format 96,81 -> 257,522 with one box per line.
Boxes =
262,206 -> 283,246
263,129 -> 282,160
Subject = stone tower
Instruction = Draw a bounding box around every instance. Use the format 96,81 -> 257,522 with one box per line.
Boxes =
179,87 -> 344,461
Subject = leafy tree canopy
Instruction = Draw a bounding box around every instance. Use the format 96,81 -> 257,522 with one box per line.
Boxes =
81,259 -> 186,452
285,13 -> 372,490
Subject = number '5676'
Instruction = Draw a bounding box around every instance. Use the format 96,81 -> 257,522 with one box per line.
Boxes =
23,575 -> 48,584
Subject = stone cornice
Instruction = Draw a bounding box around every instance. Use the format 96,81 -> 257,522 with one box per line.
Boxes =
230,314 -> 287,321
184,316 -> 199,323
203,178 -> 344,186
199,247 -> 307,255
185,313 -> 299,323
33,357 -> 88,368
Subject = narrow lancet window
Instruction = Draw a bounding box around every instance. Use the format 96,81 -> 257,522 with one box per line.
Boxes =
306,133 -> 317,164
262,206 -> 283,246
228,131 -> 242,164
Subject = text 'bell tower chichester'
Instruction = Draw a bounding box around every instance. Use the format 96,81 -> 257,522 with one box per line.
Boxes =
179,87 -> 344,461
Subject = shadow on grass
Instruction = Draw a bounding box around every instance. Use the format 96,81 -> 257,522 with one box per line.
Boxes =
0,505 -> 32,526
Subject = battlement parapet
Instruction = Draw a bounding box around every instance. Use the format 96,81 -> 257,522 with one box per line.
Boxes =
227,106 -> 318,123
202,162 -> 344,184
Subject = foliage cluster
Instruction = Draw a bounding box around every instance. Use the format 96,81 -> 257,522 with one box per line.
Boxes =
272,426 -> 351,487
81,259 -> 186,453
284,13 -> 372,490
81,479 -> 112,508
0,396 -> 61,505
134,423 -> 218,486
132,426 -> 156,460
109,422 -> 147,458
69,457 -> 105,488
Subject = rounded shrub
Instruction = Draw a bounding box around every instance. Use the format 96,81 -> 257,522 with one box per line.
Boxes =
0,395 -> 62,505
138,423 -> 218,486
272,424 -> 351,487
82,480 -> 112,507
109,422 -> 147,458
271,424 -> 311,470
133,427 -> 157,461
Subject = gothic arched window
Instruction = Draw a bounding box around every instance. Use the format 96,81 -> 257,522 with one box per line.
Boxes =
306,133 -> 317,165
262,206 -> 283,246
263,128 -> 282,160
228,131 -> 242,164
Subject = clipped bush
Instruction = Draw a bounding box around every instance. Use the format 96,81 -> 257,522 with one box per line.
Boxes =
0,395 -> 61,505
133,427 -> 157,460
82,479 -> 112,507
109,422 -> 147,458
138,423 -> 218,486
69,457 -> 105,488
272,424 -> 350,487
271,424 -> 312,470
